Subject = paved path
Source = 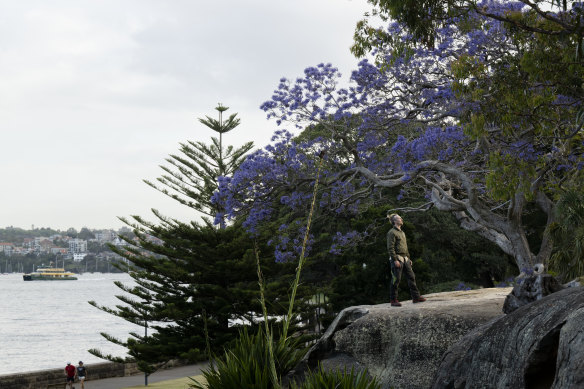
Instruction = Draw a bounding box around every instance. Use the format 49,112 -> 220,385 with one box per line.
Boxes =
85,363 -> 206,389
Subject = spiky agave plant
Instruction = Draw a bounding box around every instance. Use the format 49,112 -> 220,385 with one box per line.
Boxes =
289,364 -> 381,389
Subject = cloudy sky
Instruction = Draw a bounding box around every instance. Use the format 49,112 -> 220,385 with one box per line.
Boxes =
0,0 -> 371,231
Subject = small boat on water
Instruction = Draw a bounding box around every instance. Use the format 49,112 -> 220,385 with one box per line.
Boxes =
23,267 -> 78,281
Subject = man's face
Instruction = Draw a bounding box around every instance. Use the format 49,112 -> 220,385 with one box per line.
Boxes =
393,215 -> 403,227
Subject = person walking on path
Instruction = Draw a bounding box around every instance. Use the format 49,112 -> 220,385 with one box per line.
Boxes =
76,361 -> 87,389
64,362 -> 76,389
387,212 -> 426,307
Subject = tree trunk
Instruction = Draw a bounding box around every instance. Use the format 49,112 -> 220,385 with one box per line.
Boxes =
505,229 -> 535,273
454,211 -> 534,273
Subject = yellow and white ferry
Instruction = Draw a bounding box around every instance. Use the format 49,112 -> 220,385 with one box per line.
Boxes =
23,267 -> 78,281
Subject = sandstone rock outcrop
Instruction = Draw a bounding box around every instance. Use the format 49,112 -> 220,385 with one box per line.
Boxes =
432,286 -> 584,389
293,288 -> 512,389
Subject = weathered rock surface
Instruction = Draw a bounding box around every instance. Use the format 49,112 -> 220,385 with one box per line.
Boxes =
432,286 -> 584,389
503,274 -> 565,314
293,288 -> 511,389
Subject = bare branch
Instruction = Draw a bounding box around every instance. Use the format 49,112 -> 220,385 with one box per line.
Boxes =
389,202 -> 434,213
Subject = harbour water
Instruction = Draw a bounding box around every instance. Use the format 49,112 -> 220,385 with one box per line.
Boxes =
0,273 -> 143,375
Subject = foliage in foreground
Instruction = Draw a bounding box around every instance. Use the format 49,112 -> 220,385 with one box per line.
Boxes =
290,365 -> 381,389
189,328 -> 306,389
549,188 -> 584,282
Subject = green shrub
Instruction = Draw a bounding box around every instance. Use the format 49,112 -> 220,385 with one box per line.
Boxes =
290,364 -> 381,389
189,327 -> 306,389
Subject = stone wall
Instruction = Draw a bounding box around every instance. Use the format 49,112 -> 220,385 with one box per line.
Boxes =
0,362 -> 137,389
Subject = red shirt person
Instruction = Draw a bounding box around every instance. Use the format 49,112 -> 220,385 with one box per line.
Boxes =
65,362 -> 76,389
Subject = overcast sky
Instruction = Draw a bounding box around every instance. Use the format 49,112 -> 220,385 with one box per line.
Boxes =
0,0 -> 371,231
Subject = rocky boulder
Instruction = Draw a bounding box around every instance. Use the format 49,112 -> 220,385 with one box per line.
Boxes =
503,273 -> 565,314
292,288 -> 512,389
432,285 -> 584,389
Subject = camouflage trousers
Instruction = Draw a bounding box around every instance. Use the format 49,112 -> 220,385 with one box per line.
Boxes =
389,256 -> 421,301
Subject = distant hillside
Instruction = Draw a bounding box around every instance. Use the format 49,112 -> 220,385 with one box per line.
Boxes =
0,227 -> 62,243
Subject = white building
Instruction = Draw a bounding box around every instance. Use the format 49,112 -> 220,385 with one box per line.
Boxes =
94,230 -> 115,243
111,237 -> 128,247
0,243 -> 13,256
73,253 -> 87,261
68,238 -> 88,254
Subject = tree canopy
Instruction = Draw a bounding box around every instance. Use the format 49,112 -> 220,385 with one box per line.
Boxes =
352,1 -> 584,58
214,0 -> 583,274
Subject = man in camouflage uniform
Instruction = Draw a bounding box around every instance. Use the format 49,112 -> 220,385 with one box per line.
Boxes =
387,212 -> 426,307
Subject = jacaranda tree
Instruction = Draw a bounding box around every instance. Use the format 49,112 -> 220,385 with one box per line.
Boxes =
352,1 -> 584,59
214,1 -> 583,274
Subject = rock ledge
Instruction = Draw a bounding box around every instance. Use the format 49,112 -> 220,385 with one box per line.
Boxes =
295,287 -> 511,389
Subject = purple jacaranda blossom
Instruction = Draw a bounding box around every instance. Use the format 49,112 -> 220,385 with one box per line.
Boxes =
214,0 -> 583,264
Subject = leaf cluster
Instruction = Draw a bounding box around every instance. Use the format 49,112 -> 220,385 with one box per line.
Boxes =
549,188 -> 584,281
190,327 -> 306,389
290,365 -> 381,389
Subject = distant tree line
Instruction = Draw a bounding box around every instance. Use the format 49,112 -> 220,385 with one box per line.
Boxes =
0,227 -> 61,243
0,251 -> 125,274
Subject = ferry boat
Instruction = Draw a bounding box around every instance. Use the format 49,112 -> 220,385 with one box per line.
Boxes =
23,267 -> 78,281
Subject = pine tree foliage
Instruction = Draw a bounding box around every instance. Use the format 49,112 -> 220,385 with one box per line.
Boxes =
144,104 -> 253,224
88,105 -> 274,373
90,215 -> 291,369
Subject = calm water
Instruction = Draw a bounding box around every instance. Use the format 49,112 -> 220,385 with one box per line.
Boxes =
0,273 -> 143,375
